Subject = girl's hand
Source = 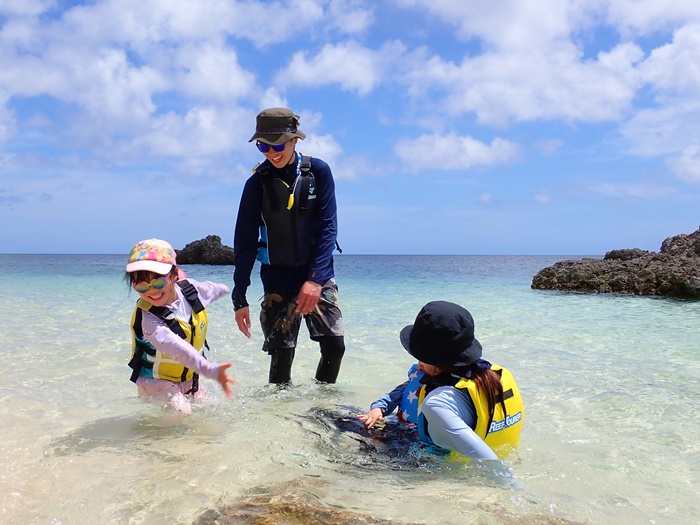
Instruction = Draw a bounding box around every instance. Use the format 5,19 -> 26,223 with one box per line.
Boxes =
217,363 -> 236,398
358,408 -> 384,429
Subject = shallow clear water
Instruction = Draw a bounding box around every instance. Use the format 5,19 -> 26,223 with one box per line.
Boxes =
1,254 -> 698,524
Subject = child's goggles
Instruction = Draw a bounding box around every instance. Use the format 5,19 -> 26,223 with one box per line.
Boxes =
256,141 -> 286,153
133,276 -> 168,293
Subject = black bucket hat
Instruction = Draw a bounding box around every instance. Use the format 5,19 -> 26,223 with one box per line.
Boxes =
400,301 -> 482,367
248,107 -> 307,145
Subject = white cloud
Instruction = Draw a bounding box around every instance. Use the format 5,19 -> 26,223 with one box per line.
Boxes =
588,181 -> 676,199
48,0 -> 357,49
0,0 -> 357,166
604,0 -> 700,35
0,2 -> 264,159
396,0 -> 700,47
256,88 -> 289,111
134,105 -> 250,159
667,141 -> 700,182
80,48 -> 162,119
479,192 -> 493,204
393,0 -> 700,179
394,0 -> 587,50
0,0 -> 51,16
534,139 -> 564,155
327,0 -> 375,34
51,0 -> 314,47
174,44 -> 256,101
404,41 -> 643,126
302,134 -> 344,172
629,39 -> 700,181
0,0 -> 698,192
394,132 -> 520,171
619,102 -> 700,157
0,94 -> 16,143
277,40 -> 405,95
639,23 -> 700,98
534,189 -> 552,203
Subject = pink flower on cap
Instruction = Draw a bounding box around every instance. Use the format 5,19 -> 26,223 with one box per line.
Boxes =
126,238 -> 177,275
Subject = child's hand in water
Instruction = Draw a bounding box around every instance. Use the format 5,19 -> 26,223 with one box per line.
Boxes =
217,363 -> 236,398
358,408 -> 384,428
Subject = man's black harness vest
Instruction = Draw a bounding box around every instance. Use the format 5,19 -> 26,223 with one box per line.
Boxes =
257,155 -> 317,266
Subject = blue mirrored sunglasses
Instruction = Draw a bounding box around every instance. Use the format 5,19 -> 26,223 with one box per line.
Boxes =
256,141 -> 286,153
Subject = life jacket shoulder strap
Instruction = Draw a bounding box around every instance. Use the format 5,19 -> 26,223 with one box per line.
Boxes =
297,155 -> 341,251
129,308 -> 146,383
252,160 -> 269,175
176,279 -> 205,313
175,278 -> 209,350
298,155 -> 312,213
146,304 -> 186,338
259,159 -> 283,212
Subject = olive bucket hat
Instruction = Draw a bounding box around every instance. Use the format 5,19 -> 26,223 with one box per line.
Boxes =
248,107 -> 307,145
400,301 -> 483,367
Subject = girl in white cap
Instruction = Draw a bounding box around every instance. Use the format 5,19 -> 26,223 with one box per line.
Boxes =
126,238 -> 235,414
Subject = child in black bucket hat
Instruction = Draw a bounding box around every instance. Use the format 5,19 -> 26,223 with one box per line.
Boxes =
360,301 -> 524,460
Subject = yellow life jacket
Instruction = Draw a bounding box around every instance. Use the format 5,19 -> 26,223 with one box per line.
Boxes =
418,364 -> 524,460
454,364 -> 523,459
128,280 -> 208,384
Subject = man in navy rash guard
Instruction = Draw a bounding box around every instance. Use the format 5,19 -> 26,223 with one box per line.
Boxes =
231,107 -> 345,384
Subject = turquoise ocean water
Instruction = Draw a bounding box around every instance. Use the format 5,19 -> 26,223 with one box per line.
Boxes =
1,254 -> 699,524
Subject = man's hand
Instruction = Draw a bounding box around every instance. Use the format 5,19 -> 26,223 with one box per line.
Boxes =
235,306 -> 252,338
296,280 -> 322,315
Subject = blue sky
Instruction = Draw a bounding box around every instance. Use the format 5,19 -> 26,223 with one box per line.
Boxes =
1,0 -> 699,255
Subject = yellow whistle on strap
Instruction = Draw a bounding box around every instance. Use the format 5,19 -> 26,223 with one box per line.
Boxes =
287,194 -> 294,210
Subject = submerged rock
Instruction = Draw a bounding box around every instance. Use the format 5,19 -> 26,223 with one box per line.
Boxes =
194,478 -> 425,525
301,406 -> 422,470
176,235 -> 235,265
194,477 -> 584,525
531,227 -> 700,298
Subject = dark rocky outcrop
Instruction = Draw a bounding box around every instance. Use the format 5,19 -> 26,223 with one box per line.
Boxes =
176,235 -> 235,265
531,227 -> 700,299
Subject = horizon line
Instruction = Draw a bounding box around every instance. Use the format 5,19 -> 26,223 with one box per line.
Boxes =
0,252 -> 602,257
